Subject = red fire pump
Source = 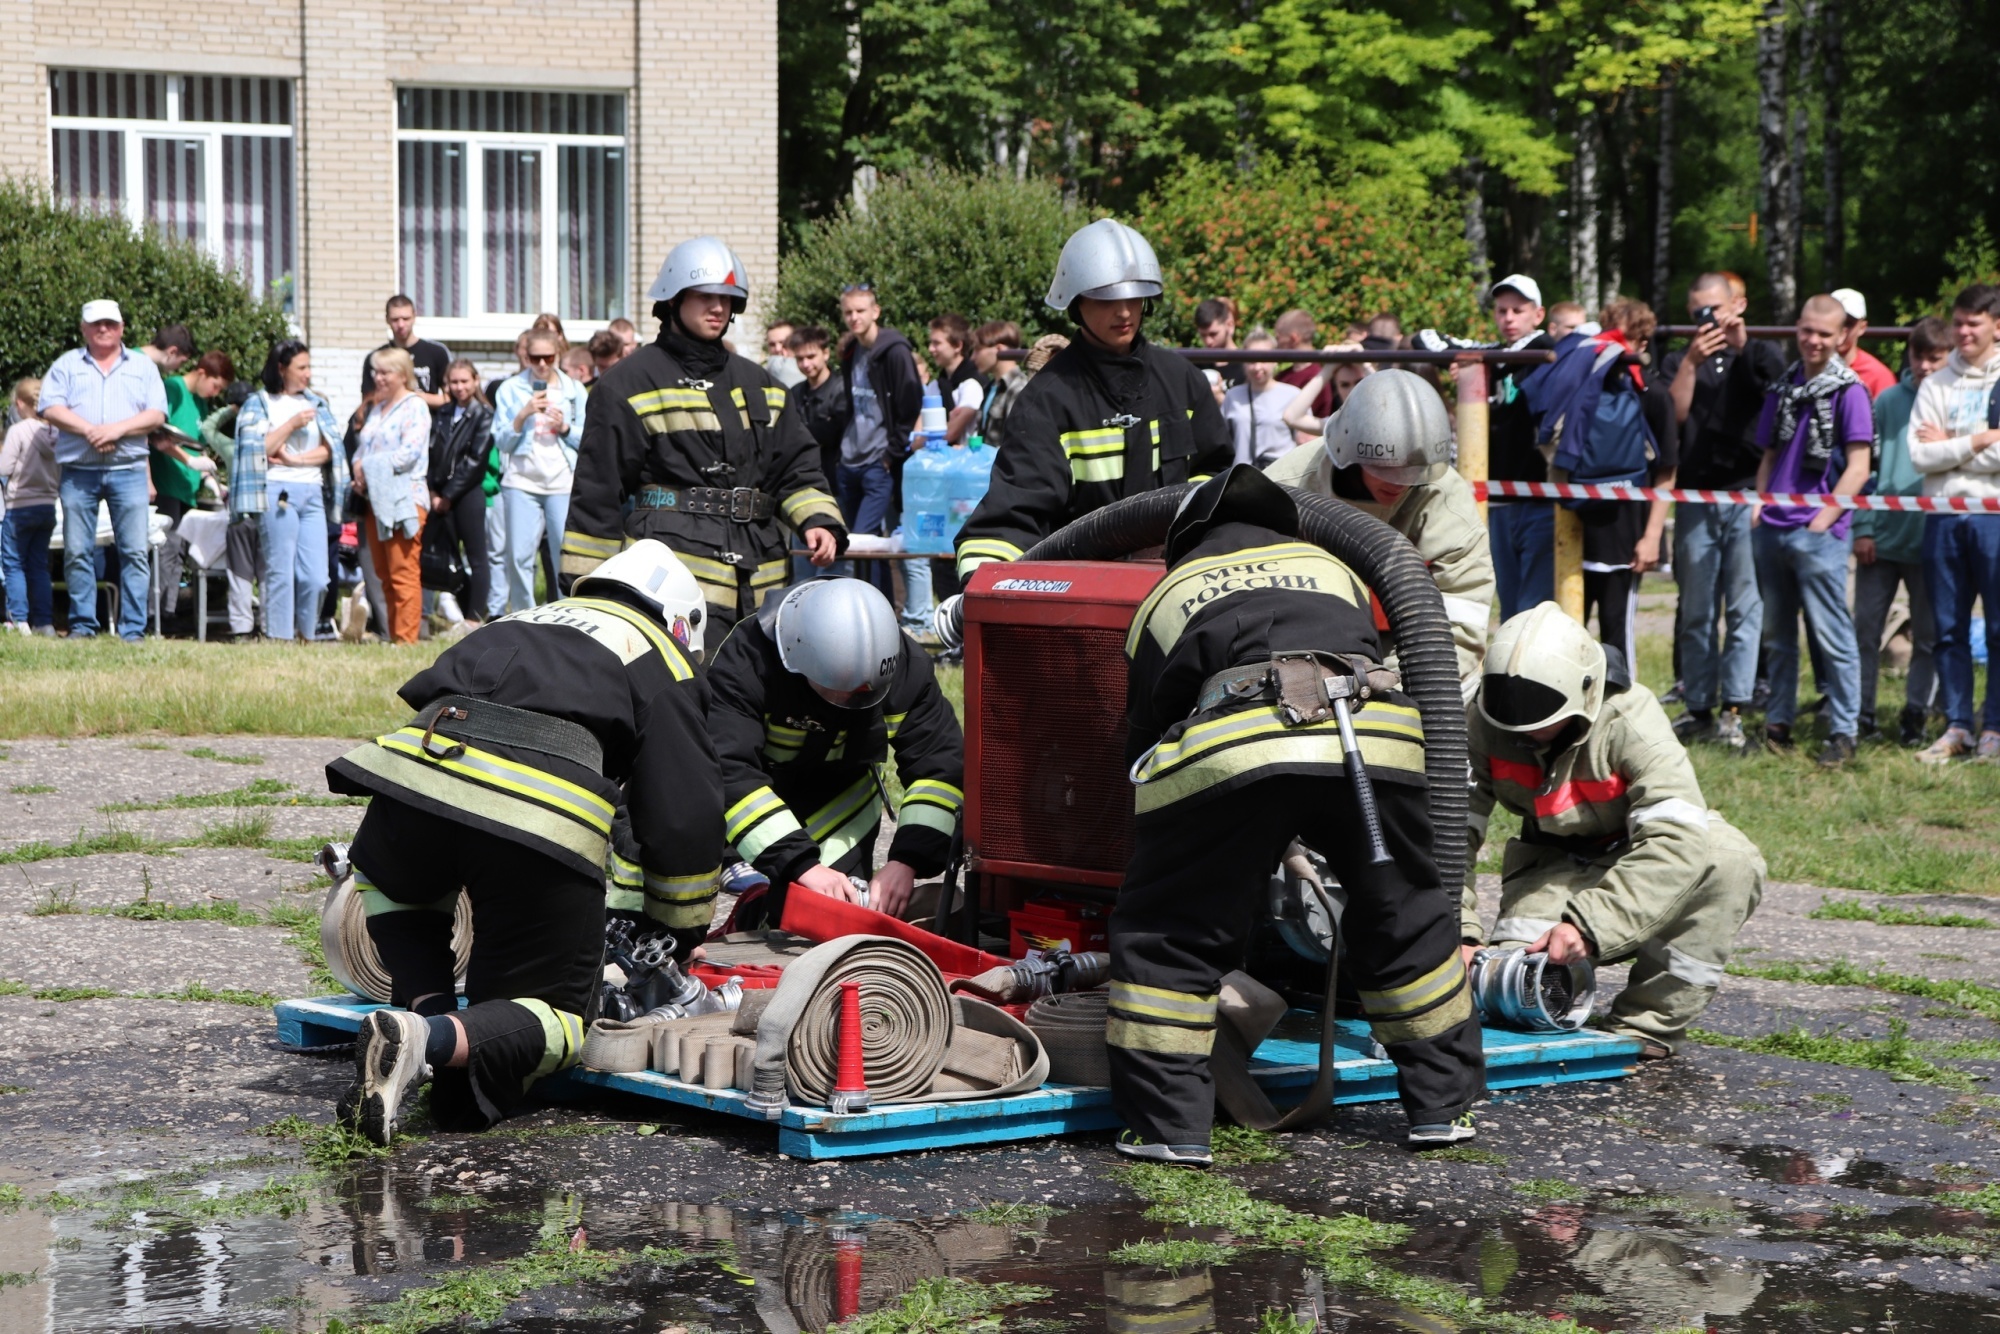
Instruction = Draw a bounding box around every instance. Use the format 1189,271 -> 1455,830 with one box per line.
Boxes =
958,558 -> 1167,935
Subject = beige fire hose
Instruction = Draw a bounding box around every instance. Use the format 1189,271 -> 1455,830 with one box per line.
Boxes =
319,877 -> 472,1003
1026,991 -> 1112,1087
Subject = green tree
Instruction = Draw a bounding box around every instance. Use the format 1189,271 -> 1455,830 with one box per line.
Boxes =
769,170 -> 1089,338
1136,162 -> 1484,345
0,180 -> 290,389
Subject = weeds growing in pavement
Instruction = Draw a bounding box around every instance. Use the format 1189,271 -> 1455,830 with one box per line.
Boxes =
102,778 -> 365,812
328,1228 -> 631,1334
965,1201 -> 1065,1225
32,987 -> 117,1002
154,982 -> 276,1007
0,1184 -> 23,1208
1726,960 -> 2000,1024
1511,1178 -> 1584,1202
1954,1184 -> 2000,1216
829,1276 -> 1053,1334
1421,1145 -> 1510,1166
106,897 -> 261,924
1691,1020 -> 1978,1089
1211,1125 -> 1287,1165
0,826 -> 157,864
0,980 -> 25,996
191,814 -> 274,848
1256,1312 -> 1318,1334
0,1271 -> 37,1290
28,883 -> 80,916
1108,1238 -> 1236,1271
186,747 -> 264,765
1810,896 -> 1994,929
417,1192 -> 491,1211
10,784 -> 55,795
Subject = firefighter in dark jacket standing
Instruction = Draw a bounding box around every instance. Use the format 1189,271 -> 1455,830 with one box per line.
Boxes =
935,219 -> 1233,646
1109,467 -> 1485,1163
561,236 -> 847,634
709,577 -> 964,926
326,540 -> 722,1145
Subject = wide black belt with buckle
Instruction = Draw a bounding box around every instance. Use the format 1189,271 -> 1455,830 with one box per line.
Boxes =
1195,653 -> 1399,720
410,694 -> 604,773
636,484 -> 775,522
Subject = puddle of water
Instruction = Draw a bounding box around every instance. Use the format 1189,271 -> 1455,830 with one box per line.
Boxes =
1718,1141 -> 1943,1196
12,1156 -> 2000,1332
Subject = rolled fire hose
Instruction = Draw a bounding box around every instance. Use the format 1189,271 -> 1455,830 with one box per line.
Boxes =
319,877 -> 473,1003
1026,990 -> 1112,1087
1022,484 -> 1467,1130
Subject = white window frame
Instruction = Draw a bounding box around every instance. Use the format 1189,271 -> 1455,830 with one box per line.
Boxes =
394,91 -> 628,344
47,74 -> 294,284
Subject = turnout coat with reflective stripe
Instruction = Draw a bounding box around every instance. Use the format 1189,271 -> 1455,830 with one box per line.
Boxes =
1124,521 -> 1426,816
954,338 -> 1232,579
560,340 -> 845,610
327,593 -> 723,950
1463,684 -> 1717,957
707,614 -> 965,887
1264,443 -> 1494,696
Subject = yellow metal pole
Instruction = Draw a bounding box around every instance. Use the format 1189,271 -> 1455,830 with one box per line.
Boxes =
1453,360 -> 1488,522
1553,483 -> 1585,623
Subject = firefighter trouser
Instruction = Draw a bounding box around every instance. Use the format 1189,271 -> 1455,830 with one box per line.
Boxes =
1108,777 -> 1484,1146
1489,817 -> 1765,1050
350,794 -> 602,1131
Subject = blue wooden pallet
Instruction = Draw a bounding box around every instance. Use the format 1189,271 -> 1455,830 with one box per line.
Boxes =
274,994 -> 1639,1160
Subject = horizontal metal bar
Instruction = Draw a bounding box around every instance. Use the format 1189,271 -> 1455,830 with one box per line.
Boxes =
997,346 -> 1556,365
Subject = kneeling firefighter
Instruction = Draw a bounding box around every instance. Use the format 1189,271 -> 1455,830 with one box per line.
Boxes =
936,219 -> 1233,647
1111,466 -> 1486,1163
325,540 -> 722,1144
709,577 -> 964,925
1264,368 -> 1495,698
561,236 -> 847,636
1465,603 -> 1765,1058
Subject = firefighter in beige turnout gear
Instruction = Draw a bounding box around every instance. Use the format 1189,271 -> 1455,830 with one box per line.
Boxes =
1265,368 -> 1494,697
1465,603 -> 1765,1056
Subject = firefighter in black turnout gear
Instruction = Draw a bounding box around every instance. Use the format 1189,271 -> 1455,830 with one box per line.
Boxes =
710,577 -> 965,926
326,541 -> 722,1145
1109,467 -> 1486,1163
561,236 -> 847,634
935,219 -> 1232,646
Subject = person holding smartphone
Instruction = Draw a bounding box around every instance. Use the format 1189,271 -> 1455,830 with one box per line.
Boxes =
233,339 -> 348,640
492,330 -> 587,612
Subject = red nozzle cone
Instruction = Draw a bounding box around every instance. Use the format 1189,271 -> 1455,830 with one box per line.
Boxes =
833,978 -> 868,1098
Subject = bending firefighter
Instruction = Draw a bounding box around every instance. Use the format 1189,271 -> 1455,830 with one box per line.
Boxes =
1465,603 -> 1765,1057
562,236 -> 846,634
325,541 -> 722,1143
709,576 -> 965,926
1265,368 -> 1495,698
936,219 -> 1232,646
1111,467 -> 1485,1164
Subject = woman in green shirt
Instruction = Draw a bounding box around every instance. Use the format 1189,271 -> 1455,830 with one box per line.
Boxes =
154,350 -> 234,620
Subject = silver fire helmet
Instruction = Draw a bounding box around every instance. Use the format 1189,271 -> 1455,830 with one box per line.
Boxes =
772,578 -> 902,706
1478,602 -> 1607,733
646,236 -> 751,312
1044,219 -> 1163,311
1325,368 -> 1452,486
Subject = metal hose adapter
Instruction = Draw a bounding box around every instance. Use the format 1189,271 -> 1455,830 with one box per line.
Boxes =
1468,947 -> 1596,1032
1021,483 -> 1469,897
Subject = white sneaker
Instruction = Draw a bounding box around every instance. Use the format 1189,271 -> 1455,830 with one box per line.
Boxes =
344,1009 -> 430,1146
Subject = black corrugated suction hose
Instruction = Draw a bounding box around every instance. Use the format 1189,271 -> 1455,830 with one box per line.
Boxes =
1020,484 -> 1468,898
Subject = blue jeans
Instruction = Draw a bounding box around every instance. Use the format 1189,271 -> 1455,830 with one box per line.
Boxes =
1489,502 -> 1554,621
1923,513 -> 2000,734
835,460 -> 894,599
483,496 -> 509,619
502,487 -> 568,612
1753,523 -> 1861,737
1674,502 -> 1763,712
59,464 -> 150,640
3,502 -> 57,628
261,480 -> 329,640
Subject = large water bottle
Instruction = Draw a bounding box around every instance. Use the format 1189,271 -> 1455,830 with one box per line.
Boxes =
944,433 -> 996,549
902,436 -> 955,554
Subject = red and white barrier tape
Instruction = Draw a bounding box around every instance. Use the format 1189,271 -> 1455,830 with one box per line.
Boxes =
1477,479 -> 2000,512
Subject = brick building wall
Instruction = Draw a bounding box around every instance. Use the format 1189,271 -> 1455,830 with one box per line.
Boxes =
7,0 -> 777,421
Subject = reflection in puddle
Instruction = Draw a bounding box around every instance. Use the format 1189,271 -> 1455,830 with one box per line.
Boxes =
11,1155 -> 2000,1332
1720,1141 -> 1935,1194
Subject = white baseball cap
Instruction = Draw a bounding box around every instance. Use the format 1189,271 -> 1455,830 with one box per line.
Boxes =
1489,274 -> 1544,308
1830,288 -> 1867,323
80,299 -> 124,324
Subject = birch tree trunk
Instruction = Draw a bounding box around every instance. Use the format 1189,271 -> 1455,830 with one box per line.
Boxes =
1821,0 -> 1844,284
1653,74 -> 1678,314
1463,160 -> 1491,294
1572,111 -> 1602,316
1790,0 -> 1817,299
1757,0 -> 1796,320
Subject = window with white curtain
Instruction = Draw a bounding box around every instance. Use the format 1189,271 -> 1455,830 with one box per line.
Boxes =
395,88 -> 627,336
48,70 -> 296,309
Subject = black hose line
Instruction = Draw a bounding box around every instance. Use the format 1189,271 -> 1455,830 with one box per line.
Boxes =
1021,484 -> 1469,900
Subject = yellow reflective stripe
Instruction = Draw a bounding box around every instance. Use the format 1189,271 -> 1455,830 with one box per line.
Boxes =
648,897 -> 716,930
751,558 -> 788,589
765,718 -> 810,742
897,801 -> 958,836
561,549 -> 607,578
1128,542 -> 1367,655
956,538 -> 1024,579
644,867 -> 721,902
737,810 -> 804,862
1136,702 -> 1423,778
902,778 -> 964,811
377,728 -> 614,834
725,786 -> 790,842
638,408 -> 722,435
1132,728 -> 1425,816
805,774 -> 879,841
884,710 -> 908,740
781,488 -> 841,527
514,998 -> 585,1087
1108,981 -> 1217,1025
355,881 -> 457,916
677,552 -> 740,587
561,530 -> 620,559
1370,987 -> 1474,1044
1106,1015 -> 1216,1055
338,742 -> 610,868
628,387 -> 712,415
765,386 -> 788,414
607,850 -> 643,889
562,596 -> 693,679
606,886 -> 646,914
1072,454 -> 1125,483
1060,426 -> 1124,453
1359,953 -> 1467,1017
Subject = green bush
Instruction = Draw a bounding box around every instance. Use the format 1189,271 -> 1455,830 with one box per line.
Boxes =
0,177 -> 291,389
770,170 -> 1090,343
1136,161 -> 1484,346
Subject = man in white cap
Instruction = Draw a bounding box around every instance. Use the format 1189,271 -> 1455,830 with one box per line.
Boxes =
1830,288 -> 1897,399
36,300 -> 168,641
